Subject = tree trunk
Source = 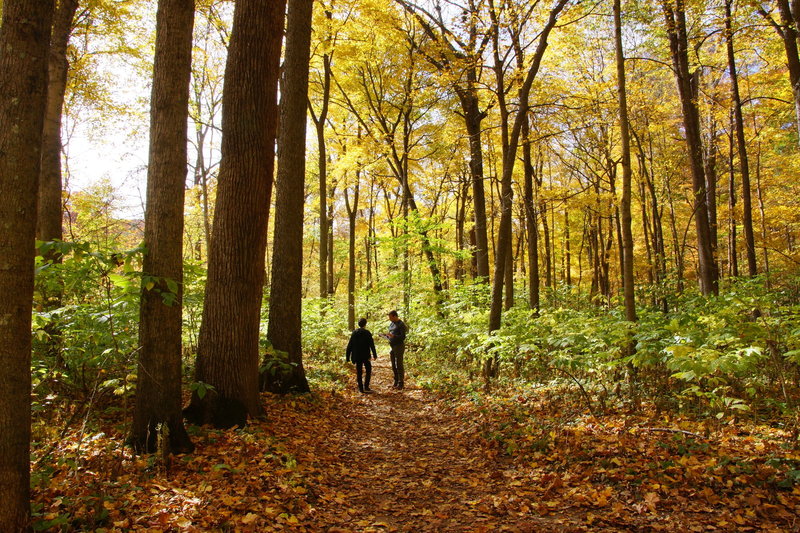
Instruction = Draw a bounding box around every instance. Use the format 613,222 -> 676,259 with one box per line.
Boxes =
38,0 -> 79,246
663,0 -> 718,295
263,0 -> 313,395
131,0 -> 195,455
327,183 -> 336,297
614,0 -> 637,322
345,180 -> 360,331
0,1 -> 54,529
186,0 -> 286,427
727,125 -> 739,277
36,0 -> 80,369
458,87 -> 491,281
725,0 -> 757,276
523,117 -> 540,312
766,0 -> 800,145
312,41 -> 331,299
504,244 -> 513,310
488,0 -> 569,332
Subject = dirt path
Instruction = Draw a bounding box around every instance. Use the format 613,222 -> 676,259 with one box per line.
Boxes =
33,358 -> 800,531
270,360 -> 557,532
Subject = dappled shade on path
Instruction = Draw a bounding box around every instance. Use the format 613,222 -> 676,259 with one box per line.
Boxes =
31,358 -> 800,531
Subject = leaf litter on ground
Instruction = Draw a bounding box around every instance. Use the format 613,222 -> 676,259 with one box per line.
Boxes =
31,359 -> 800,531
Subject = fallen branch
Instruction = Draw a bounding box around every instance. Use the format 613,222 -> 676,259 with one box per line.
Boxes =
638,427 -> 705,440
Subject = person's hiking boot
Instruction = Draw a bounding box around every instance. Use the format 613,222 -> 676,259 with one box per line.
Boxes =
363,388 -> 373,393
396,382 -> 404,390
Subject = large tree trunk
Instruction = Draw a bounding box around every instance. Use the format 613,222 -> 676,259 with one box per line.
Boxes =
663,0 -> 718,295
131,0 -> 195,455
0,1 -> 54,529
614,0 -> 637,322
186,0 -> 286,427
263,0 -> 313,395
725,0 -> 757,276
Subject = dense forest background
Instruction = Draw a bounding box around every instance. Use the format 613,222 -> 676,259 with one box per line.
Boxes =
3,0 -> 800,529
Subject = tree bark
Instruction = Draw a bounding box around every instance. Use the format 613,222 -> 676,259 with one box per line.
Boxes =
766,0 -> 800,145
0,1 -> 54,529
37,0 -> 79,246
488,0 -> 570,332
522,119 -> 540,312
263,0 -> 313,395
458,87 -> 491,281
131,0 -> 195,455
727,124 -> 739,277
345,179 -> 360,331
725,0 -> 757,276
663,0 -> 718,295
186,0 -> 286,427
310,15 -> 332,300
614,0 -> 637,322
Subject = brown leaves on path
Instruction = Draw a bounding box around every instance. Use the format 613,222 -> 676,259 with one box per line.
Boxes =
32,360 -> 800,531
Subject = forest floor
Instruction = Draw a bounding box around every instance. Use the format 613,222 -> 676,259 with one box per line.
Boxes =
33,359 -> 800,532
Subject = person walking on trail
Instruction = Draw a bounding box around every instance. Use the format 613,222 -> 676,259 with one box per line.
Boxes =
386,310 -> 407,389
346,318 -> 377,393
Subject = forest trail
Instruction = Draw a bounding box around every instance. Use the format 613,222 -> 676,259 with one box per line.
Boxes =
276,359 -> 555,532
33,359 -> 800,531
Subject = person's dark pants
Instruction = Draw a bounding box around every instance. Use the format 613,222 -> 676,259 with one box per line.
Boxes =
356,359 -> 372,391
390,343 -> 405,388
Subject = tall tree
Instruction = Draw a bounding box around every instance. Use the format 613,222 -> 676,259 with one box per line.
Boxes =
36,0 -> 80,368
309,5 -> 334,300
662,0 -> 718,295
130,0 -> 195,454
345,175 -> 360,330
760,0 -> 800,145
614,0 -> 636,322
37,0 -> 79,247
487,0 -> 570,332
396,0 -> 492,280
185,0 -> 286,426
724,0 -> 757,276
263,0 -> 313,395
0,1 -> 55,529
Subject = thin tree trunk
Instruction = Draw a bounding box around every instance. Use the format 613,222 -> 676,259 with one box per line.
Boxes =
523,117 -> 540,312
131,0 -> 195,455
614,0 -> 637,322
487,0 -> 569,333
0,1 -> 54,529
327,183 -> 336,297
755,143 -> 770,282
725,0 -> 757,276
663,0 -> 718,295
264,0 -> 313,395
310,29 -> 332,299
345,179 -> 360,330
728,124 -> 739,277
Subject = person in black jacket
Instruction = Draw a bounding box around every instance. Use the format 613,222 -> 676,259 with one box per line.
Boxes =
346,318 -> 377,393
386,310 -> 407,389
